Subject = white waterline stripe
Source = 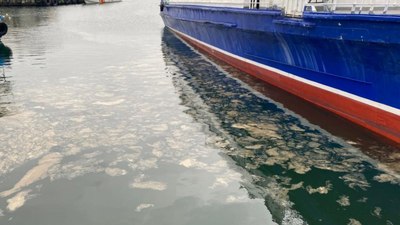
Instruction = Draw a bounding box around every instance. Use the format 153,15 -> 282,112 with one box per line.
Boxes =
168,26 -> 400,116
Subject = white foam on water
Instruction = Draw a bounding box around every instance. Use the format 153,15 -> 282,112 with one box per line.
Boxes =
93,99 -> 125,106
105,167 -> 127,177
179,158 -> 207,168
372,207 -> 382,218
282,209 -> 307,225
340,173 -> 370,190
135,203 -> 154,212
131,175 -> 167,191
347,218 -> 362,225
306,181 -> 332,194
0,111 -> 57,177
337,195 -> 351,207
6,190 -> 32,212
0,153 -> 62,198
130,181 -> 167,191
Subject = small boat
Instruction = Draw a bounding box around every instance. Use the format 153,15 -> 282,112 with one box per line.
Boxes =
0,15 -> 7,39
160,0 -> 400,143
84,0 -> 121,4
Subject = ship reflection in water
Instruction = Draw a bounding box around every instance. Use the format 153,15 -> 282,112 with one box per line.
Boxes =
0,42 -> 13,118
162,28 -> 400,225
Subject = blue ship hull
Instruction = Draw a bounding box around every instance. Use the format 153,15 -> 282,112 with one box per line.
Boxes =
160,4 -> 400,143
0,15 -> 8,39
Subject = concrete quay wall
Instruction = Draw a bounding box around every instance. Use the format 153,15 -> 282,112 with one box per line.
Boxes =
0,0 -> 84,6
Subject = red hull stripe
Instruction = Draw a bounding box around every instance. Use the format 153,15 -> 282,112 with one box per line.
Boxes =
169,27 -> 400,144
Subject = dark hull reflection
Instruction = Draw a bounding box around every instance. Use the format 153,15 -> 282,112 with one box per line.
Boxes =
0,42 -> 12,118
161,28 -> 400,225
200,48 -> 400,161
0,42 -> 11,66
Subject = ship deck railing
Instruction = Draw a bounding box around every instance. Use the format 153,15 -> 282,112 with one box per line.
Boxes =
165,0 -> 400,16
306,1 -> 400,15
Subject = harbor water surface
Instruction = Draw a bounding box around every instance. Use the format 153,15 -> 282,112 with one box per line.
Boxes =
0,1 -> 399,225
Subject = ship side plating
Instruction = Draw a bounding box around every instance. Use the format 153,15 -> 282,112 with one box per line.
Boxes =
160,0 -> 400,143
